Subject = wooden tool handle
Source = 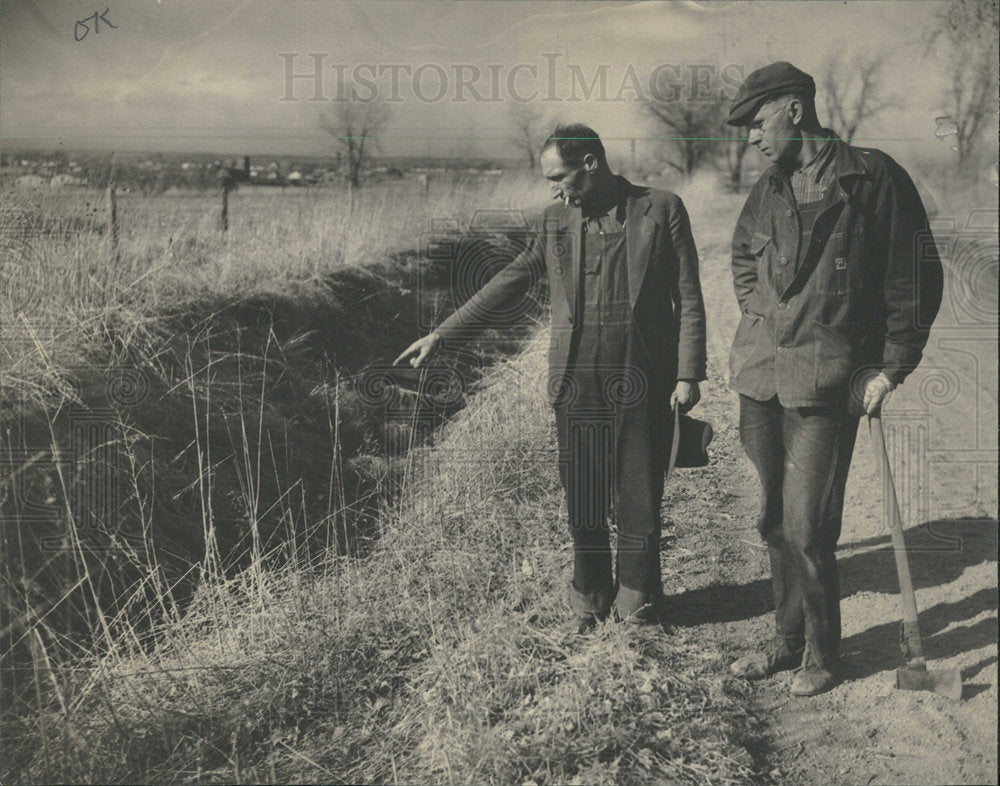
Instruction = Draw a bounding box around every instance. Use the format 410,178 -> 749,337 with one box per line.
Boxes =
870,415 -> 926,664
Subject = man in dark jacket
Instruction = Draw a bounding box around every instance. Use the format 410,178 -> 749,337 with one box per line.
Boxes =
396,124 -> 707,628
725,63 -> 943,695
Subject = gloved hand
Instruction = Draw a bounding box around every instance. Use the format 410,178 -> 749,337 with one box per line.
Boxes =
863,372 -> 895,416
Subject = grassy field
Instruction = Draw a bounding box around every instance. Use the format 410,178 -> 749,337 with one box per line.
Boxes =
1,165 -> 996,783
1,174 -> 545,410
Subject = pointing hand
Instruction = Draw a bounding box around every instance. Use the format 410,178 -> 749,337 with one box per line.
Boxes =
394,333 -> 441,368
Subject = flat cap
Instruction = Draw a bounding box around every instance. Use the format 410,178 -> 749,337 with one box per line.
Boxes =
727,61 -> 815,127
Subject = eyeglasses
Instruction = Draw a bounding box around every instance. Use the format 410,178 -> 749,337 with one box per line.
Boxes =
748,99 -> 794,132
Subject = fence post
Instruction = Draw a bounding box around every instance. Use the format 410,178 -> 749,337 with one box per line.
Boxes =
221,183 -> 230,232
106,185 -> 120,264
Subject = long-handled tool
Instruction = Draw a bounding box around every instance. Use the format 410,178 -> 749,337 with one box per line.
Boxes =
869,414 -> 963,700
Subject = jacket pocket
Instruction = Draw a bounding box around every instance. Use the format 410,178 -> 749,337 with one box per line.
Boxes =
749,233 -> 771,257
814,320 -> 859,392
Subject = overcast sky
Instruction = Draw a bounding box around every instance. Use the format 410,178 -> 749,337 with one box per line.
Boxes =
0,0 -> 979,164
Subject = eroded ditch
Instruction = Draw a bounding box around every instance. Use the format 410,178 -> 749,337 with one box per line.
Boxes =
1,228 -> 539,713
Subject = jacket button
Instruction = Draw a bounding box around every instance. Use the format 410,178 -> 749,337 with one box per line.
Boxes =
776,346 -> 784,352
779,256 -> 788,265
778,302 -> 787,310
785,209 -> 793,217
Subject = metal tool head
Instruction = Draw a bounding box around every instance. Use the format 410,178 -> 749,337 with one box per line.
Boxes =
895,665 -> 963,700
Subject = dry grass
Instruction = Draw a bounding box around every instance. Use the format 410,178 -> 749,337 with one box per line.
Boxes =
4,162 -> 993,783
1,173 -> 547,411
2,166 -> 765,781
4,337 -> 761,784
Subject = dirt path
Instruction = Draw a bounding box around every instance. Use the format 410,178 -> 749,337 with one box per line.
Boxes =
660,242 -> 998,784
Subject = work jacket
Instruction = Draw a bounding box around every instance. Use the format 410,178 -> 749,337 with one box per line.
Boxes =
435,177 -> 707,404
729,140 -> 943,407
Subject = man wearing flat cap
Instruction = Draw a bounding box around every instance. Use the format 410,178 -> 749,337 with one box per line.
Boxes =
725,62 -> 943,695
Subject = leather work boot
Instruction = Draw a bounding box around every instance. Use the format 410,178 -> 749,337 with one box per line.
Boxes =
571,609 -> 609,635
790,646 -> 840,696
729,639 -> 805,680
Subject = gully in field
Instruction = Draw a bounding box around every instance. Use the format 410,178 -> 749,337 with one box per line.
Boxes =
725,62 -> 944,696
396,124 -> 708,630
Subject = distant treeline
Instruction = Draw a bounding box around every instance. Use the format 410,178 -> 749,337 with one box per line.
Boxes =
2,151 -> 522,195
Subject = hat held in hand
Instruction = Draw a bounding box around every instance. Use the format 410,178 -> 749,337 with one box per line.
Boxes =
674,413 -> 713,469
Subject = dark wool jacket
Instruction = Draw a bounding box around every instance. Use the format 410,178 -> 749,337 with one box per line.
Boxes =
435,177 -> 708,404
729,140 -> 944,407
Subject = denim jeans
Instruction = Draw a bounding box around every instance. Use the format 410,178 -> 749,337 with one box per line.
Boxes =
738,394 -> 859,669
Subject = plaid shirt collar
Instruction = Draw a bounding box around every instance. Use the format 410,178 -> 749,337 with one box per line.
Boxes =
786,132 -> 838,204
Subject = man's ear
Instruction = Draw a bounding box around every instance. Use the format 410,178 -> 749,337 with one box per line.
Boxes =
788,98 -> 804,127
582,153 -> 599,173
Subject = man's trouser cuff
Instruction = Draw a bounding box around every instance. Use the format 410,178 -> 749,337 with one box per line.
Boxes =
567,581 -> 613,617
613,584 -> 661,621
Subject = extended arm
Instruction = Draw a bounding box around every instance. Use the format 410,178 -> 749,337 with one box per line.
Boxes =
395,223 -> 546,367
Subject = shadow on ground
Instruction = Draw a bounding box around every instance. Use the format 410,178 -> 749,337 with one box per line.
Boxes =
837,517 -> 998,595
840,584 -> 997,684
666,518 -> 997,634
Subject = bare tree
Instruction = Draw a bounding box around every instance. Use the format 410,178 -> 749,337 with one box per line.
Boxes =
318,94 -> 392,188
821,53 -> 900,141
926,0 -> 999,169
720,123 -> 750,191
643,99 -> 724,178
508,104 -> 545,170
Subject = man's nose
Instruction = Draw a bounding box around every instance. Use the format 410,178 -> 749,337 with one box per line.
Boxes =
748,129 -> 763,146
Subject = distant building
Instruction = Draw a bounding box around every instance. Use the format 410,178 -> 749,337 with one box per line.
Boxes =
49,174 -> 86,189
15,174 -> 47,189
